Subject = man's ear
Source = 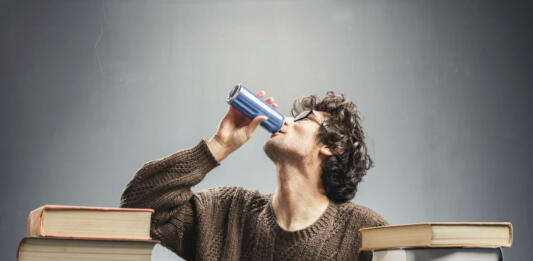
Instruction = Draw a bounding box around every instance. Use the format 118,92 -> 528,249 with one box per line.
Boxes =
319,146 -> 333,156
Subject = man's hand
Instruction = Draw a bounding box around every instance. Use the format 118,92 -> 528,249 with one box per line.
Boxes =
207,91 -> 278,162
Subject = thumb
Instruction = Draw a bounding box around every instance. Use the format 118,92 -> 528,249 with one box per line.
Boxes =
246,116 -> 268,137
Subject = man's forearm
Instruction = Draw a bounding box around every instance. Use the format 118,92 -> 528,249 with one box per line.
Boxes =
120,139 -> 219,209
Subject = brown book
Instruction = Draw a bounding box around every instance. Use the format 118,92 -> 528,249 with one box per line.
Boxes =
359,222 -> 513,251
17,237 -> 158,261
28,205 -> 154,240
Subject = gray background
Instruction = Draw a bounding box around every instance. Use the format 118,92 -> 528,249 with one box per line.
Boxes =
1,0 -> 531,260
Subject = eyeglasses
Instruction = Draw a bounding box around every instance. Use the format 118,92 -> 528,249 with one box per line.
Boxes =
293,110 -> 327,128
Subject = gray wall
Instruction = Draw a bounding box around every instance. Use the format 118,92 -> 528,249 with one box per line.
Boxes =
1,0 -> 531,260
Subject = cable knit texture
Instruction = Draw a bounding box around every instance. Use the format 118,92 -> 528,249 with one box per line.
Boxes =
120,140 -> 388,261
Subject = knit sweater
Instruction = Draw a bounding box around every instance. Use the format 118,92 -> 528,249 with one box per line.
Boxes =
120,140 -> 388,261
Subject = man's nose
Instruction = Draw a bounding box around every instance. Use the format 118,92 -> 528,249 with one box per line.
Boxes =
285,117 -> 294,125
283,117 -> 294,127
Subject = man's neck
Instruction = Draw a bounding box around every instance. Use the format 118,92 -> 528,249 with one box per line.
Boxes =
272,161 -> 330,232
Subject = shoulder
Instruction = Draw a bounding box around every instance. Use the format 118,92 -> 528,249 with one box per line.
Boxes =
335,201 -> 389,228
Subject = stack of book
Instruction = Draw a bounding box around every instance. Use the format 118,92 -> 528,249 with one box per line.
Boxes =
17,205 -> 158,261
359,222 -> 513,261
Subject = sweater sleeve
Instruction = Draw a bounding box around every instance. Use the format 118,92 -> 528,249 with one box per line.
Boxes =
119,139 -> 220,260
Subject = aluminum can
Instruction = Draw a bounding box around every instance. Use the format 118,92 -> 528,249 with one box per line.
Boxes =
226,84 -> 285,133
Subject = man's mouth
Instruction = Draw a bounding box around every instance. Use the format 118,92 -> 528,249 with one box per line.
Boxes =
270,131 -> 284,138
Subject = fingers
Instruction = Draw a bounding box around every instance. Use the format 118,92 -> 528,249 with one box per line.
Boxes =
265,97 -> 278,109
247,116 -> 268,137
257,91 -> 278,108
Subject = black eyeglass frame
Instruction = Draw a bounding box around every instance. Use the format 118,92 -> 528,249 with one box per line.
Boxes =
293,110 -> 328,128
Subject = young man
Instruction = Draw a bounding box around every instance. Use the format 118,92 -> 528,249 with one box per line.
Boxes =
120,91 -> 388,260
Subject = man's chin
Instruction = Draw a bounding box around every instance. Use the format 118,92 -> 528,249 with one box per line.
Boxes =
263,139 -> 282,162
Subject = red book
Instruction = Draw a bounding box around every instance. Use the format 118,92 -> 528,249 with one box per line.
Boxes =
28,205 -> 154,240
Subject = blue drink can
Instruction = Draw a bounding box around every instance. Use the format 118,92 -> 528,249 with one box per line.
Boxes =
227,84 -> 285,133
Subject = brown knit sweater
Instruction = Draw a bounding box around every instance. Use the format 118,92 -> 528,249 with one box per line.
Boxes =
120,140 -> 388,261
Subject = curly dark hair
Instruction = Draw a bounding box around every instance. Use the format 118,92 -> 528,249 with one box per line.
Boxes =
291,91 -> 373,203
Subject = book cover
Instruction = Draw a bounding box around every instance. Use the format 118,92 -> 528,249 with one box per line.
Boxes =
359,222 -> 513,251
28,205 -> 154,240
373,247 -> 503,261
17,237 -> 159,261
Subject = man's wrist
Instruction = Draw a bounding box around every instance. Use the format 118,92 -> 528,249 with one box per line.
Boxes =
207,135 -> 232,162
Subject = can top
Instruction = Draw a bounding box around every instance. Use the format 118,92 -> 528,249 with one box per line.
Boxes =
227,84 -> 242,104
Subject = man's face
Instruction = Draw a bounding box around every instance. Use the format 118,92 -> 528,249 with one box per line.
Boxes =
263,110 -> 328,163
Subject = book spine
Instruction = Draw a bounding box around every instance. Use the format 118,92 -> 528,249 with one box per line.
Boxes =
27,206 -> 46,237
508,223 -> 513,247
16,237 -> 27,261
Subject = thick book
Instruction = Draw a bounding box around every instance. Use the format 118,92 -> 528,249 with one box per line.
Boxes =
28,205 -> 154,240
359,222 -> 513,251
373,247 -> 502,261
17,237 -> 158,261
